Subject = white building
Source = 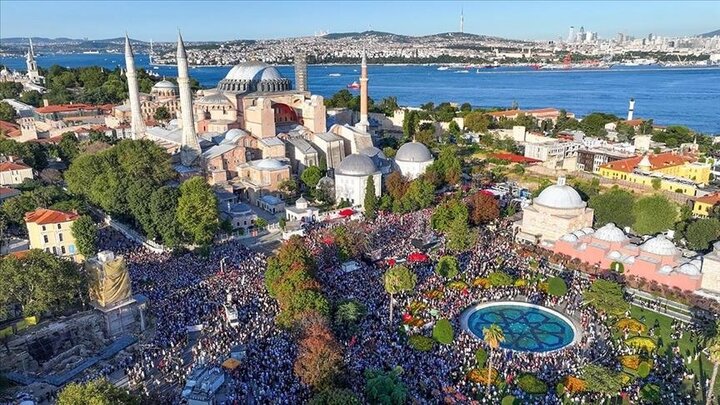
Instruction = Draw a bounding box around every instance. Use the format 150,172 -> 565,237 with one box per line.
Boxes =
334,153 -> 381,208
523,140 -> 581,170
0,161 -> 33,186
394,141 -> 434,180
285,196 -> 320,223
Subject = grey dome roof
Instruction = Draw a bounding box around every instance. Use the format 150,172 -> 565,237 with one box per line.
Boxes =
593,223 -> 627,243
534,185 -> 585,209
224,61 -> 283,81
395,141 -> 433,163
217,61 -> 292,94
153,79 -> 178,89
640,235 -> 678,256
336,153 -> 378,176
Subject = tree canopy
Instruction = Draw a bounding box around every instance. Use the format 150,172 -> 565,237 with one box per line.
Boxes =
71,215 -> 98,257
176,176 -> 219,247
589,187 -> 636,229
684,218 -> 720,251
633,195 -> 677,236
0,249 -> 86,317
584,279 -> 629,317
364,367 -> 407,405
57,378 -> 138,405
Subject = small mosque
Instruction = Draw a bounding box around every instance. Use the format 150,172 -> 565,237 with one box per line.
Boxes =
394,141 -> 435,180
517,177 -> 595,243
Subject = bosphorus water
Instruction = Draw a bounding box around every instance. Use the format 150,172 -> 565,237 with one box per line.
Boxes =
2,53 -> 719,134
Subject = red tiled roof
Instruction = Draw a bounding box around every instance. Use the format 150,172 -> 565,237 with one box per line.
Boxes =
0,120 -> 19,132
621,119 -> 645,127
695,193 -> 720,205
0,162 -> 31,172
7,250 -> 30,259
490,152 -> 541,164
600,152 -> 688,173
487,108 -> 564,118
35,103 -> 96,114
24,208 -> 79,225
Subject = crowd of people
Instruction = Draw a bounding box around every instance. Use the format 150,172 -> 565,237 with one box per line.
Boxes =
49,207 -> 708,404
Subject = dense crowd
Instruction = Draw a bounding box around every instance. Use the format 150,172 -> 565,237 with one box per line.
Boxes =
62,211 -> 707,404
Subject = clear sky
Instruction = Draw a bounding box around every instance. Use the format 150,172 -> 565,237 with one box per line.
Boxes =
1,1 -> 718,41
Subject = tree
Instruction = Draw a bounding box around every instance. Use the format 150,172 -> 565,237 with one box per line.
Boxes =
71,215 -> 98,257
385,171 -> 409,201
435,255 -> 459,279
176,177 -> 218,246
334,300 -> 366,331
384,265 -> 417,324
398,178 -> 434,213
309,388 -> 361,405
153,106 -> 170,122
448,120 -> 461,138
464,111 -> 491,133
633,195 -> 677,235
483,324 -> 505,390
684,218 -> 720,251
584,279 -> 629,316
0,250 -> 85,317
435,147 -> 462,185
293,316 -> 343,389
0,101 -> 15,122
581,364 -> 623,397
0,82 -> 23,99
364,176 -> 377,220
402,110 -> 419,141
149,186 -> 182,247
58,132 -> 80,163
19,90 -> 43,107
364,367 -> 407,405
57,378 -> 138,405
301,165 -> 323,189
547,277 -> 568,297
469,192 -> 500,225
651,177 -> 662,190
589,187 -> 636,229
432,318 -> 454,344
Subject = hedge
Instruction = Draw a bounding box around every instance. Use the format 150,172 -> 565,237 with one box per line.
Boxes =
408,335 -> 434,351
637,362 -> 651,378
517,373 -> 548,394
475,347 -> 487,368
488,271 -> 514,286
501,396 -> 517,405
547,277 -> 568,297
432,319 -> 454,345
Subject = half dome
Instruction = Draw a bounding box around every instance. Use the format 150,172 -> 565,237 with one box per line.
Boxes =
593,223 -> 628,243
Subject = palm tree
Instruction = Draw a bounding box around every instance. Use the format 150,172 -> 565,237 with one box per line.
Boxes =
482,324 -> 505,391
707,340 -> 720,405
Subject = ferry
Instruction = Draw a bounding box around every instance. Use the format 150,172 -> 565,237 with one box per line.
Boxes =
328,73 -> 341,77
455,70 -> 470,73
82,50 -> 100,54
436,66 -> 449,71
347,81 -> 360,89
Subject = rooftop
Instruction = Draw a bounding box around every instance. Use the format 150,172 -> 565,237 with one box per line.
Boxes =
600,152 -> 691,173
24,208 -> 79,225
0,161 -> 31,172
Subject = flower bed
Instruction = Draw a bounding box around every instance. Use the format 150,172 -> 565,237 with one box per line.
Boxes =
619,355 -> 641,370
625,336 -> 657,352
615,318 -> 646,334
563,376 -> 586,393
466,368 -> 498,385
424,289 -> 444,300
448,280 -> 469,290
472,278 -> 490,288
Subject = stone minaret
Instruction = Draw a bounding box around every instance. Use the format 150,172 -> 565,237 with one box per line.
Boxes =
177,32 -> 201,167
124,35 -> 146,140
294,51 -> 307,92
358,51 -> 369,132
26,38 -> 40,83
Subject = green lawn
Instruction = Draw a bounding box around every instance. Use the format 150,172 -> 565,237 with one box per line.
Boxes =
626,305 -> 719,402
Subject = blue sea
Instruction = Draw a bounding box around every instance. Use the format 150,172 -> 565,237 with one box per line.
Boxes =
2,53 -> 719,134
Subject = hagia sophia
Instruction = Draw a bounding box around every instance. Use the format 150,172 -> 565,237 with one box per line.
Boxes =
119,33 -> 434,208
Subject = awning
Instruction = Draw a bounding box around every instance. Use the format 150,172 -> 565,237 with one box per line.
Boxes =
222,358 -> 241,370
408,252 -> 429,262
339,208 -> 354,217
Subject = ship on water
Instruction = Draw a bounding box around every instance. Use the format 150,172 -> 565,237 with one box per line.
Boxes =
539,54 -> 613,70
347,81 -> 360,89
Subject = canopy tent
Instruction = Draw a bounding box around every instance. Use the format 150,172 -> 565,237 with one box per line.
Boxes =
222,358 -> 241,370
408,252 -> 429,263
338,208 -> 354,217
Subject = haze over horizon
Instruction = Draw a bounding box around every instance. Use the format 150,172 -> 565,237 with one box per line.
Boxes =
1,0 -> 718,42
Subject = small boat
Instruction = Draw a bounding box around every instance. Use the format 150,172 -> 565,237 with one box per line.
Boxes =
456,70 -> 469,73
82,50 -> 100,54
153,66 -> 159,69
328,73 -> 341,77
437,66 -> 449,71
347,81 -> 360,89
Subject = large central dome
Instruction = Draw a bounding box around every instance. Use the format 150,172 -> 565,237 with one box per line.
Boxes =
336,154 -> 378,176
217,61 -> 292,94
